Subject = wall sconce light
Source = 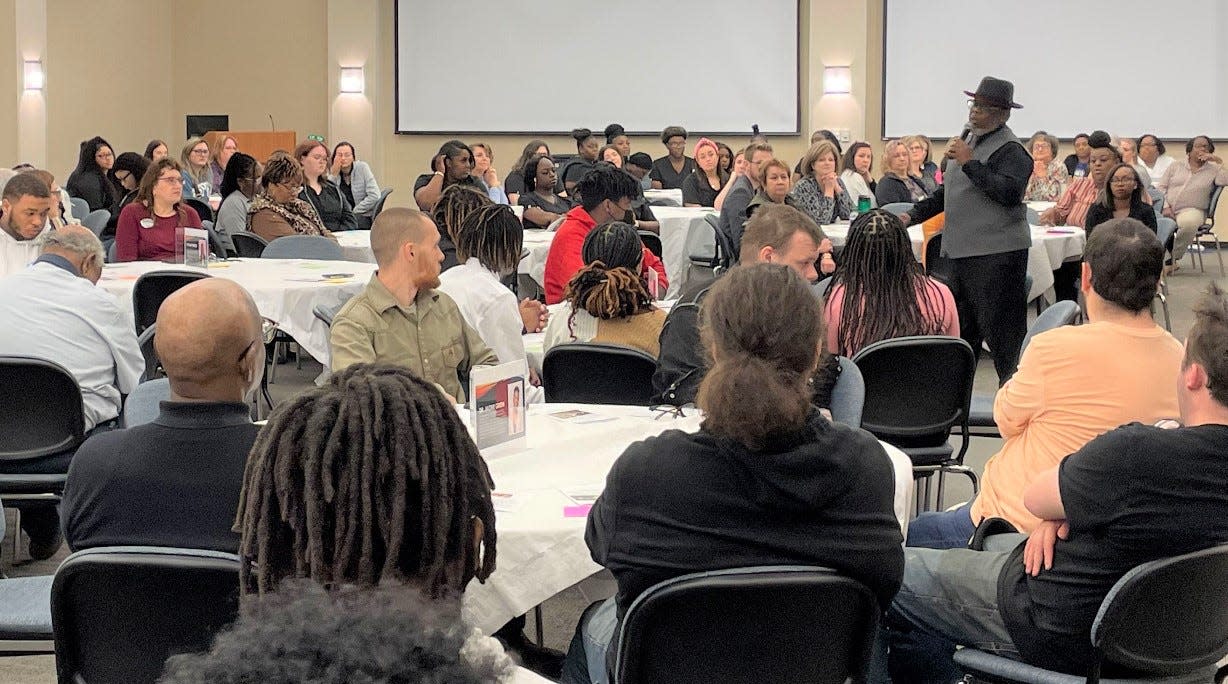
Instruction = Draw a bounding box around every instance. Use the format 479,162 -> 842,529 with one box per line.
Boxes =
823,66 -> 851,95
23,60 -> 44,91
339,66 -> 364,94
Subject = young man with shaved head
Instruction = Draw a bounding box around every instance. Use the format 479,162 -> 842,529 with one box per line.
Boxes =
61,279 -> 265,552
330,208 -> 496,402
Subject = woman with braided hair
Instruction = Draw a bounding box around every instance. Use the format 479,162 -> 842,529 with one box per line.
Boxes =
433,184 -> 493,272
822,209 -> 958,357
542,221 -> 666,357
235,363 -> 497,599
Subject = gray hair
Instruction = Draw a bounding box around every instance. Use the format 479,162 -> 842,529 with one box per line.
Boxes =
1028,132 -> 1060,158
39,228 -> 104,263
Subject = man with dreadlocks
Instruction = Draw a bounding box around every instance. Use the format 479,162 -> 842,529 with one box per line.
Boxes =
433,183 -> 493,272
330,207 -> 497,403
823,210 -> 958,357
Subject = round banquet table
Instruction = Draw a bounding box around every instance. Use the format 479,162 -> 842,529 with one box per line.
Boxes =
457,402 -> 915,634
98,258 -> 377,365
821,223 -> 1086,302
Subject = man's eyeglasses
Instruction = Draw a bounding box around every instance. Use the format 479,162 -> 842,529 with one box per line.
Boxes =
966,100 -> 1004,113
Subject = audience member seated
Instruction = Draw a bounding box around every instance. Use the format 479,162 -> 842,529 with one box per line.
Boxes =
439,203 -> 547,368
296,140 -> 357,233
717,142 -> 774,256
471,142 -> 508,205
613,162 -> 661,235
604,123 -> 630,159
905,135 -> 940,193
0,226 -> 141,559
104,152 -> 150,239
543,222 -> 666,357
1117,136 -> 1153,187
823,210 -> 958,357
559,128 -> 601,195
330,208 -> 496,402
789,140 -> 853,225
653,204 -> 836,406
208,135 -> 237,189
876,139 -> 929,206
1155,134 -> 1228,262
1063,131 -> 1091,178
1024,131 -> 1069,202
115,159 -> 205,262
649,125 -> 696,190
0,173 -> 53,276
505,139 -> 549,204
433,184 -> 492,271
159,582 -> 526,684
881,281 -> 1228,681
246,154 -> 332,243
328,141 -> 382,224
1039,130 -> 1123,229
716,142 -> 734,176
598,144 -> 623,168
1137,132 -> 1174,180
745,157 -> 795,218
1084,163 -> 1158,236
624,152 -> 654,192
840,141 -> 878,208
26,169 -> 69,231
62,279 -> 263,553
907,219 -> 1181,550
681,138 -> 727,207
143,138 -> 168,162
543,165 -> 667,304
179,137 -> 212,199
214,153 -> 260,255
414,139 -> 487,212
561,262 -> 905,684
518,154 -> 574,229
66,136 -> 118,212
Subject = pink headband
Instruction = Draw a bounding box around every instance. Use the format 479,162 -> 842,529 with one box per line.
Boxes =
693,137 -> 718,157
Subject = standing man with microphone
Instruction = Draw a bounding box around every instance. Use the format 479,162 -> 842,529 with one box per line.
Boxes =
899,76 -> 1033,384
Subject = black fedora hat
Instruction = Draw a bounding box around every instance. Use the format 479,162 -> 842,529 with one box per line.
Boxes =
963,76 -> 1023,109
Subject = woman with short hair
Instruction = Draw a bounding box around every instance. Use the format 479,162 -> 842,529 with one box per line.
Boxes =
470,142 -> 508,205
296,140 -> 357,233
788,140 -> 853,225
215,153 -> 261,254
246,154 -> 332,242
745,158 -> 794,218
1024,131 -> 1069,202
904,135 -> 939,192
1137,133 -> 1175,180
649,125 -> 696,190
504,139 -> 549,204
328,141 -> 382,224
875,139 -> 929,206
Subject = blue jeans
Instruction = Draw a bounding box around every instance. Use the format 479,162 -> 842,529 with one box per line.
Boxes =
906,501 -> 977,549
870,547 -> 1020,683
561,597 -> 618,684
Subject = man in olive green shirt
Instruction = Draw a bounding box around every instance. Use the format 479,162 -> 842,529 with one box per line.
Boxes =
330,208 -> 497,401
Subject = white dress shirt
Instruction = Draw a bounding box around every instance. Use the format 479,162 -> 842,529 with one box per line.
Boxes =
0,225 -> 48,279
0,259 -> 144,429
840,169 -> 878,208
1141,154 -> 1175,183
437,257 -> 525,365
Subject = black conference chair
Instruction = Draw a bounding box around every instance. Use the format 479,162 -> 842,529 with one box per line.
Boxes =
0,356 -> 85,501
0,575 -> 54,655
51,546 -> 245,684
852,335 -> 976,514
182,197 -> 213,223
965,300 -> 1082,437
638,230 -> 663,259
367,187 -> 393,221
542,343 -> 658,405
924,231 -> 945,277
614,566 -> 880,684
230,231 -> 268,258
1190,186 -> 1225,276
956,543 -> 1228,684
828,356 -> 865,429
131,270 -> 211,335
312,301 -> 344,328
136,323 -> 163,382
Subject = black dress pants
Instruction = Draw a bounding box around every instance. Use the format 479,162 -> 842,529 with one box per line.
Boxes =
934,249 -> 1028,385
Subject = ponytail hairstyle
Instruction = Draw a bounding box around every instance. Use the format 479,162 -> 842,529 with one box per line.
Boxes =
698,263 -> 821,450
562,222 -> 653,328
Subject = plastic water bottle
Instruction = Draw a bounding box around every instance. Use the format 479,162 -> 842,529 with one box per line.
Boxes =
850,195 -> 871,222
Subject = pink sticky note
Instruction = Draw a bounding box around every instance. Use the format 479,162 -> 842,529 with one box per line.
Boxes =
564,504 -> 593,518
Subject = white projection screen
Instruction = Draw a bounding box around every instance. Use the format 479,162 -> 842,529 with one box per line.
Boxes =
884,0 -> 1228,140
395,0 -> 800,135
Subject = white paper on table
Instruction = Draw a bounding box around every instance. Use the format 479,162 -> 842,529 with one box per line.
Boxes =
491,491 -> 524,513
545,409 -> 617,424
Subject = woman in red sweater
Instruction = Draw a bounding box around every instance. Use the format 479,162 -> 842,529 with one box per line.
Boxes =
114,158 -> 202,262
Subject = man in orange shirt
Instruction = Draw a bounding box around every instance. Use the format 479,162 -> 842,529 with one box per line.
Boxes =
908,218 -> 1182,548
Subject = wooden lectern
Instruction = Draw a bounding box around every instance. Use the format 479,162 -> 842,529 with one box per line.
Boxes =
204,131 -> 298,166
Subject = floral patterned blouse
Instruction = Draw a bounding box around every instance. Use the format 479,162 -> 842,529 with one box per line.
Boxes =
1025,160 -> 1070,202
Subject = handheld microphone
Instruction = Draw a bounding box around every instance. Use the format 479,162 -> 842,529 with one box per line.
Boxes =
960,125 -> 973,144
269,114 -> 276,130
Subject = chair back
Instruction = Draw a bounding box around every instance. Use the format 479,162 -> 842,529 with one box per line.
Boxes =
1026,206 -> 1040,225
1092,544 -> 1228,676
69,197 -> 89,221
924,232 -> 944,275
880,202 -> 914,215
828,356 -> 864,428
202,220 -> 230,258
231,231 -> 268,257
705,212 -> 737,271
0,356 -> 85,462
51,546 -> 243,684
1021,299 -> 1080,354
121,378 -> 170,428
614,566 -> 879,684
80,209 -> 110,237
132,270 -> 211,334
1208,186 -> 1224,227
136,323 -> 162,382
638,230 -> 663,259
851,336 -> 975,452
685,215 -> 719,268
262,234 -> 344,261
182,197 -> 213,223
368,187 -> 393,219
105,240 -> 117,263
313,301 -> 343,327
546,216 -> 566,232
543,343 -> 657,405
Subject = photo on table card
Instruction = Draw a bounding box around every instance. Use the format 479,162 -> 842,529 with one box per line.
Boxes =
176,227 -> 209,268
469,359 -> 528,453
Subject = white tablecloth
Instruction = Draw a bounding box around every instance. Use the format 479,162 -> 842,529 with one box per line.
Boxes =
643,188 -> 683,207
821,223 -> 1085,301
98,259 -> 377,364
459,403 -> 914,633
